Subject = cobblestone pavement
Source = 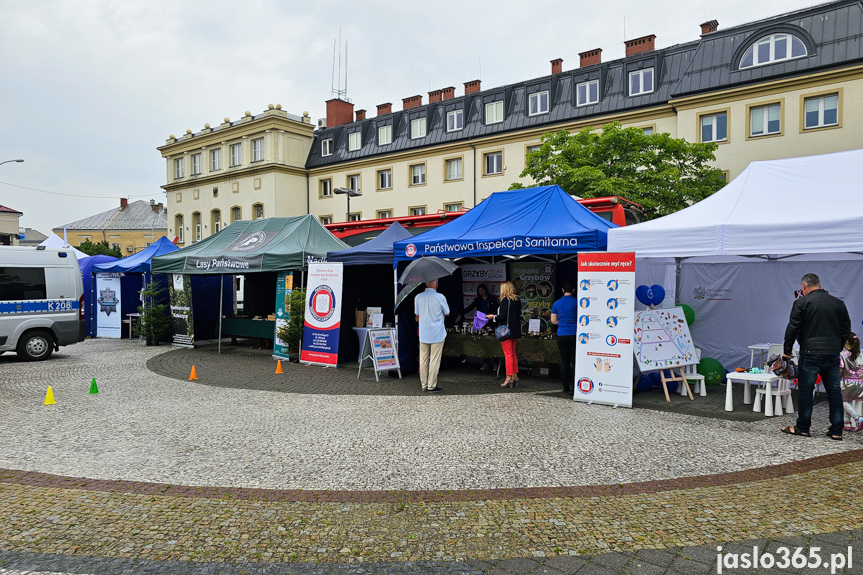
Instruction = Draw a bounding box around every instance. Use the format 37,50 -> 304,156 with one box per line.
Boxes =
1,339 -> 862,574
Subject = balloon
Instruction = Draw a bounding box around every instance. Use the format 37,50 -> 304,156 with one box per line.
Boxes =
681,304 -> 695,325
635,285 -> 652,306
635,373 -> 653,392
649,284 -> 666,306
696,357 -> 725,386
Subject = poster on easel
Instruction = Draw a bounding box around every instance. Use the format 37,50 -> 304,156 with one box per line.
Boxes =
272,271 -> 293,360
573,253 -> 635,407
358,328 -> 401,381
95,273 -> 122,338
300,262 -> 343,367
169,274 -> 195,348
632,307 -> 698,371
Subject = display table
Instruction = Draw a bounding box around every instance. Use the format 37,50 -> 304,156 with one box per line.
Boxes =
220,317 -> 275,339
443,332 -> 560,364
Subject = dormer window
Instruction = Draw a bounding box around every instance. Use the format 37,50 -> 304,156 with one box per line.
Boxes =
348,132 -> 361,151
629,68 -> 654,96
322,138 -> 333,156
740,33 -> 807,69
528,91 -> 549,116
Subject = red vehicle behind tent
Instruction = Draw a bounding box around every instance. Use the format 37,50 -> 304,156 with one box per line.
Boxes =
325,196 -> 644,246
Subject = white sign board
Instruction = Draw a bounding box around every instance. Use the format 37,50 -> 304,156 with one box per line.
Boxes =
633,307 -> 698,371
95,274 -> 122,338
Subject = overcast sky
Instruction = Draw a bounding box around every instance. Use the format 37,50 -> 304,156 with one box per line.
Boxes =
0,0 -> 822,236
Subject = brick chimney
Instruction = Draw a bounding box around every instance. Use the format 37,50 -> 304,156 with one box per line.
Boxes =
326,98 -> 354,128
441,86 -> 456,100
551,58 -> 563,75
120,198 -> 128,210
355,109 -> 366,121
625,34 -> 656,57
700,20 -> 719,35
377,102 -> 392,116
579,48 -> 602,68
464,80 -> 481,94
402,95 -> 422,110
429,89 -> 443,103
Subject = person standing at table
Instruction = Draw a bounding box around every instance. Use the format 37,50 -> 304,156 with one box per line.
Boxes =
780,273 -> 850,440
551,282 -> 579,395
487,281 -> 522,388
414,278 -> 450,393
455,283 -> 499,370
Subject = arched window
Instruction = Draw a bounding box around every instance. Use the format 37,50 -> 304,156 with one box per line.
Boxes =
175,214 -> 184,243
253,203 -> 264,220
740,33 -> 807,69
192,212 -> 201,242
211,209 -> 222,233
231,206 -> 241,223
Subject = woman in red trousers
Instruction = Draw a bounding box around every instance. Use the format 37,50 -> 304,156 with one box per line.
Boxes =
488,281 -> 522,388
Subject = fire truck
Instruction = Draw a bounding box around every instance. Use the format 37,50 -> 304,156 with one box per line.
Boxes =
325,196 -> 645,247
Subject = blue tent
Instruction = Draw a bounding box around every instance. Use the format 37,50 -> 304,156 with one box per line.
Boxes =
79,254 -> 119,336
92,236 -> 179,274
393,185 -> 616,264
327,222 -> 413,265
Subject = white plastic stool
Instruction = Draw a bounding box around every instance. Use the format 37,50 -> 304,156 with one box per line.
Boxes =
753,377 -> 794,416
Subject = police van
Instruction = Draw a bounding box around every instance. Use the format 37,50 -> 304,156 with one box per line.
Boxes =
0,246 -> 86,361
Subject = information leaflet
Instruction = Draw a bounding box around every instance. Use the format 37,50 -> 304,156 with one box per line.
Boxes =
272,272 -> 294,360
169,274 -> 195,347
300,263 -> 343,367
573,253 -> 635,408
95,273 -> 122,338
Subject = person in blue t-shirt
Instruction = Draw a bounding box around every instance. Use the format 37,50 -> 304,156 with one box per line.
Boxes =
551,282 -> 579,395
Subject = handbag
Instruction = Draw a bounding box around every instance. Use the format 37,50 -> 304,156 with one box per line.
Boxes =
767,354 -> 798,379
494,299 -> 512,342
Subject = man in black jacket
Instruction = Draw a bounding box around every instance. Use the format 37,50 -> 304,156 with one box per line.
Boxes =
781,273 -> 850,440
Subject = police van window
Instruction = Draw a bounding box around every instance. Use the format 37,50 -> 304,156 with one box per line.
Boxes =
0,267 -> 47,301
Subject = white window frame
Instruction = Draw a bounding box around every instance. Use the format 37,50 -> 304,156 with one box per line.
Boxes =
528,91 -> 549,116
445,158 -> 462,181
191,153 -> 201,175
348,132 -> 361,151
193,212 -> 201,242
347,174 -> 361,193
377,210 -> 392,219
348,213 -> 361,222
322,138 -> 333,156
320,215 -> 332,225
410,163 -> 426,186
749,103 -> 782,137
378,125 -> 392,145
576,80 -> 599,106
447,110 -> 463,132
410,206 -> 426,216
320,179 -> 332,197
378,169 -> 392,190
175,215 -> 184,243
230,143 -> 242,167
740,33 -> 808,69
231,206 -> 241,222
210,148 -> 221,171
253,204 -> 264,220
484,152 -> 502,175
410,117 -> 426,139
174,158 -> 184,179
212,209 -> 221,233
444,203 -> 463,212
629,68 -> 654,96
803,94 -> 839,130
700,112 -> 728,142
485,101 -> 504,124
252,137 -> 264,162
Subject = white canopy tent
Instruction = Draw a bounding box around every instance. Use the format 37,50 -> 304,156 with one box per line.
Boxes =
38,234 -> 87,259
608,149 -> 863,368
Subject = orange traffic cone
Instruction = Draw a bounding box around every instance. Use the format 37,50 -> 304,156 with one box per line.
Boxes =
189,365 -> 198,381
275,360 -> 284,374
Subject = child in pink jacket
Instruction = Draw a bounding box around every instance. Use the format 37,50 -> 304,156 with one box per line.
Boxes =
840,332 -> 863,432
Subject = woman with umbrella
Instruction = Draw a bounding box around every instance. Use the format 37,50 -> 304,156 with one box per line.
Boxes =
487,281 -> 522,388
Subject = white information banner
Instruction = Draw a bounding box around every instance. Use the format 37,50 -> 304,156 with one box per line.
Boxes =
95,273 -> 122,338
300,262 -> 344,367
573,253 -> 635,408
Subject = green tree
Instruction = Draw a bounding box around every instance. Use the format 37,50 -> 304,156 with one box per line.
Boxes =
77,239 -> 122,258
510,122 -> 727,219
277,288 -> 306,361
135,280 -> 172,345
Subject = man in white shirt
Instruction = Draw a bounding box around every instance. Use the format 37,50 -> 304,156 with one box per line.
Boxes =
414,278 -> 450,392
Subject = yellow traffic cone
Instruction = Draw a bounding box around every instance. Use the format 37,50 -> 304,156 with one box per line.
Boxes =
44,386 -> 56,405
275,360 -> 284,374
189,365 -> 198,381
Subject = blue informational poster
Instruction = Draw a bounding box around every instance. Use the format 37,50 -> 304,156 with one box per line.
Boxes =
273,272 -> 293,360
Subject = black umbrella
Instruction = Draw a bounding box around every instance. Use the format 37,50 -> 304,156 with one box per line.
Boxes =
397,256 -> 459,284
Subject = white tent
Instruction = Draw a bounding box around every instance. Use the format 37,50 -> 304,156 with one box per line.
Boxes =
39,234 -> 87,259
608,149 -> 863,369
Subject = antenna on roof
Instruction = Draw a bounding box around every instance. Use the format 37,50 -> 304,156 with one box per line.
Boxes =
331,30 -> 350,101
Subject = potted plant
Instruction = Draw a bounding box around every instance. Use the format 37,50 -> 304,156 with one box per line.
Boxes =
134,279 -> 172,345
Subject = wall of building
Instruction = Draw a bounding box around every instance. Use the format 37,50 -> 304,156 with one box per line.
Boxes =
61,229 -> 167,254
0,212 -> 21,245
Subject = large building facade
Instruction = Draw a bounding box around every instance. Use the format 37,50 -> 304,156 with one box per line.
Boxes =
162,0 -> 863,237
55,199 -> 168,255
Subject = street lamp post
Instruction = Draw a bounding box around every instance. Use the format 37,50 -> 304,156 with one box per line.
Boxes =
334,187 -> 363,221
0,159 -> 24,167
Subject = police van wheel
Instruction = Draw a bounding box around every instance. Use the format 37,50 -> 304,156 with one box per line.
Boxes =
17,331 -> 54,362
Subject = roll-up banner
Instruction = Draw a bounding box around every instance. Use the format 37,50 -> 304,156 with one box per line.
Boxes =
573,253 -> 635,408
273,271 -> 294,360
169,274 -> 195,348
300,262 -> 343,367
95,273 -> 122,338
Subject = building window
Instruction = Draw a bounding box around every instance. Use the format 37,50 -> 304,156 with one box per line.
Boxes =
348,213 -> 361,222
528,91 -> 549,116
378,125 -> 392,145
700,112 -> 728,142
377,209 -> 392,219
526,145 -> 541,155
175,214 -> 184,243
322,138 -> 333,156
211,209 -> 222,233
230,143 -> 242,166
231,206 -> 241,222
445,157 -> 462,181
749,103 -> 782,137
320,178 -> 332,198
253,203 -> 264,220
320,215 -> 332,225
410,206 -> 426,216
444,203 -> 463,212
641,127 -> 654,135
485,101 -> 504,124
377,169 -> 392,190
191,153 -> 202,175
576,80 -> 599,106
211,148 -> 221,171
740,33 -> 807,69
483,151 -> 503,176
252,137 -> 264,162
447,110 -> 463,131
629,68 -> 654,96
347,174 -> 361,193
193,212 -> 201,242
111,243 -> 121,251
348,132 -> 361,151
803,93 -> 839,129
410,163 -> 426,186
410,118 -> 426,139
174,158 -> 184,179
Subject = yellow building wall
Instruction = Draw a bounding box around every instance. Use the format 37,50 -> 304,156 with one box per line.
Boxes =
58,229 -> 167,254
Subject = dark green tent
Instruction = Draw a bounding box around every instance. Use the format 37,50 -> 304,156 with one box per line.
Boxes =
151,215 -> 348,274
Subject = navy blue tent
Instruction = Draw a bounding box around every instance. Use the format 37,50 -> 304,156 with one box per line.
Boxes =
327,223 -> 413,265
93,236 -> 179,274
393,185 -> 616,264
79,254 -> 118,336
